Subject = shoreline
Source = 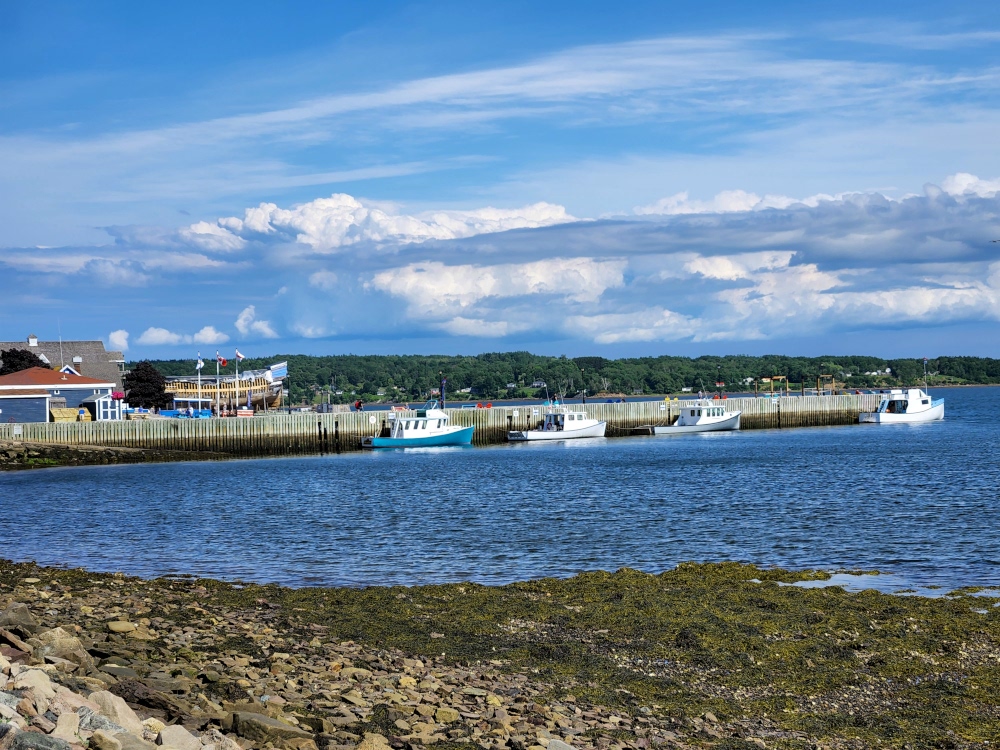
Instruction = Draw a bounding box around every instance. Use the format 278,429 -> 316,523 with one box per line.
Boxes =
2,560 -> 997,748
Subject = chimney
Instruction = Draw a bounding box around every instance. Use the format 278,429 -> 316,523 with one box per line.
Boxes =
27,334 -> 38,347
73,355 -> 83,374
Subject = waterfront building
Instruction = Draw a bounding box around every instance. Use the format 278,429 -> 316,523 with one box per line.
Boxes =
0,367 -> 120,423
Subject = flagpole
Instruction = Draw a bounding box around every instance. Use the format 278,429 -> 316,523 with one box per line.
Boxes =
235,352 -> 240,412
215,352 -> 220,417
197,353 -> 202,412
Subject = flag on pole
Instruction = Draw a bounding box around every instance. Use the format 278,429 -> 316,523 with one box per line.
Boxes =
235,349 -> 245,361
196,353 -> 204,370
216,351 -> 228,367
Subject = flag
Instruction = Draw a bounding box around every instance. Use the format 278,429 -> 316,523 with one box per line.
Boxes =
196,353 -> 204,370
235,349 -> 245,361
216,351 -> 228,367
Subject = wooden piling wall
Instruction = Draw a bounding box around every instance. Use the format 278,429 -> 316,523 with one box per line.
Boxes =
0,394 -> 883,457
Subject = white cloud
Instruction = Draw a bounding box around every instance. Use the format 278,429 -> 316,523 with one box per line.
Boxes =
136,325 -> 230,346
683,251 -> 795,281
108,329 -> 129,352
308,270 -> 339,290
940,172 -> 1000,198
565,309 -> 696,344
82,259 -> 151,286
369,257 -> 626,318
178,221 -> 246,252
234,305 -> 279,338
137,327 -> 186,345
192,326 -> 229,344
634,189 -> 850,216
210,194 -> 576,251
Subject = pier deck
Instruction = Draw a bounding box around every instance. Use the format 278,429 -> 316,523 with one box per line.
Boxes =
0,394 -> 883,458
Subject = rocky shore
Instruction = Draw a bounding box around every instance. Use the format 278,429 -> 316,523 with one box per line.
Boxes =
0,442 -> 228,471
1,561 -> 997,750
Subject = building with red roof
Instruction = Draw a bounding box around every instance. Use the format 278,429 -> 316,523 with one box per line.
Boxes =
0,367 -> 121,423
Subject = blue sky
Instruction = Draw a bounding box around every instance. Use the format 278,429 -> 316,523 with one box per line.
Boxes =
2,0 -> 1000,360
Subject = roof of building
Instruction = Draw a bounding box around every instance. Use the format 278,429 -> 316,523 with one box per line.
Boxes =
0,389 -> 51,398
0,337 -> 124,388
0,367 -> 115,388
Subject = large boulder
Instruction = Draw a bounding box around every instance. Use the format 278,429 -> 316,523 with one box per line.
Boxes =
0,604 -> 40,638
28,629 -> 94,671
50,711 -> 80,743
89,690 -> 145,737
230,712 -> 316,748
12,669 -> 57,704
155,726 -> 200,750
10,733 -> 72,750
77,707 -> 128,736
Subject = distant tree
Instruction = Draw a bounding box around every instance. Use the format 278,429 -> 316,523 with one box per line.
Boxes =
124,361 -> 172,409
0,348 -> 49,376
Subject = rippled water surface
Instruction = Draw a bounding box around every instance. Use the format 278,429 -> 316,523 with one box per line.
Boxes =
2,386 -> 997,592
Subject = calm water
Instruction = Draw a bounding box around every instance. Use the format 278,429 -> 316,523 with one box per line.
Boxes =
2,386 -> 997,593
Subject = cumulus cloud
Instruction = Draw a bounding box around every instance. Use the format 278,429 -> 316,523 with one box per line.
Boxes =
634,189 -> 851,216
108,329 -> 129,352
82,259 -> 151,286
192,326 -> 229,344
206,194 -> 576,251
177,221 -> 247,252
137,327 -> 186,346
565,308 -> 696,344
136,325 -> 230,346
940,172 -> 1000,198
234,305 -> 279,338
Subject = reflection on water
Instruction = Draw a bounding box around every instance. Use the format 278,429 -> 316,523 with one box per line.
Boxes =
0,386 -> 998,592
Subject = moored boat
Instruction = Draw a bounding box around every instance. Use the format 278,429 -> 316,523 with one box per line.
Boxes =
860,388 -> 944,424
507,408 -> 606,442
652,399 -> 741,435
361,401 -> 474,448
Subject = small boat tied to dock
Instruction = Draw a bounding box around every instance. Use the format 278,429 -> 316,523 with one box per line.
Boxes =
361,400 -> 475,449
507,408 -> 607,442
649,399 -> 741,435
860,388 -> 944,424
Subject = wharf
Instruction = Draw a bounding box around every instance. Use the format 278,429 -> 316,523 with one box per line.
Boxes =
0,394 -> 882,458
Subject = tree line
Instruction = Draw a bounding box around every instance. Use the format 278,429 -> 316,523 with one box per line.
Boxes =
137,352 -> 1000,404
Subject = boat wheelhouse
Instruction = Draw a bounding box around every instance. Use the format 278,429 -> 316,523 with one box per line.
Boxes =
860,388 -> 944,424
361,401 -> 474,448
507,408 -> 606,442
652,399 -> 741,435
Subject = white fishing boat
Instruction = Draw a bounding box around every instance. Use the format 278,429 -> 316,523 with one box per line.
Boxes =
860,388 -> 944,424
652,399 -> 741,435
507,408 -> 606,442
361,400 -> 474,448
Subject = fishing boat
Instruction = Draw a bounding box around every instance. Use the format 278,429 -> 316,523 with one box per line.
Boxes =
361,401 -> 474,448
652,399 -> 741,435
507,408 -> 606,442
859,388 -> 944,424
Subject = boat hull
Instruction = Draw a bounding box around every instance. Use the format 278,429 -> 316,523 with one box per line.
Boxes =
652,412 -> 741,435
860,402 -> 944,424
507,422 -> 607,442
361,425 -> 475,449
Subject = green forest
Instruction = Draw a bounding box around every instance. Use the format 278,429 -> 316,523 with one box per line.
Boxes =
140,352 -> 1000,405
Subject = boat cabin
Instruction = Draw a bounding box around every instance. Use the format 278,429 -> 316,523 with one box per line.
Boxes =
385,401 -> 454,438
875,388 -> 934,415
540,410 -> 589,431
676,400 -> 736,426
